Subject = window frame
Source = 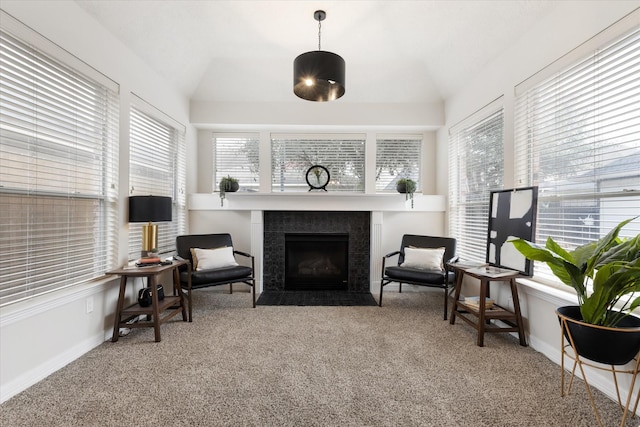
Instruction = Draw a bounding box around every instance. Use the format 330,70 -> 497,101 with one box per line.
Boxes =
375,135 -> 423,193
213,133 -> 260,193
448,104 -> 505,263
0,13 -> 119,306
270,133 -> 366,193
514,26 -> 640,286
127,95 -> 186,260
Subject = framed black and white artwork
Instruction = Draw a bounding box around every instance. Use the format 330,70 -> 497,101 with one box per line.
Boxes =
486,186 -> 538,276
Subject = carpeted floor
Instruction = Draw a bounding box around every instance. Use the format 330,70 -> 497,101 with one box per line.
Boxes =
256,291 -> 378,306
0,287 -> 636,426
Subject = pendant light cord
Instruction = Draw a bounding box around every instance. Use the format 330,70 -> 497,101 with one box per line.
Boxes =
318,20 -> 322,51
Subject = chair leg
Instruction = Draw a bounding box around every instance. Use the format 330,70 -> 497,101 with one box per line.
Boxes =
443,286 -> 448,320
379,282 -> 384,307
229,283 -> 233,294
186,289 -> 192,323
399,282 -> 403,293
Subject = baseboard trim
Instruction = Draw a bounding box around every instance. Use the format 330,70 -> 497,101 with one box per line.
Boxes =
0,332 -> 105,404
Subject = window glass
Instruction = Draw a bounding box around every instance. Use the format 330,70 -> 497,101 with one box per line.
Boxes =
514,27 -> 640,284
449,108 -> 504,262
375,137 -> 422,192
213,134 -> 260,192
271,134 -> 365,192
128,101 -> 186,259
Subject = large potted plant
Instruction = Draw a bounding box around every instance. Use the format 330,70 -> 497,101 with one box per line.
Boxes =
511,217 -> 640,365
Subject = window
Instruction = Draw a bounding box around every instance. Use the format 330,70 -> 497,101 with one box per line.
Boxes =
271,134 -> 365,192
514,27 -> 640,284
0,19 -> 119,305
449,107 -> 504,262
375,136 -> 422,192
128,98 -> 186,260
213,134 -> 260,192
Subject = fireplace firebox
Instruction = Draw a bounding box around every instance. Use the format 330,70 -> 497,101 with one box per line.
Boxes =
285,233 -> 348,291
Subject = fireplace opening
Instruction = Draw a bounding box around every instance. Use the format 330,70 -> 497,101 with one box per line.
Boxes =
285,233 -> 349,291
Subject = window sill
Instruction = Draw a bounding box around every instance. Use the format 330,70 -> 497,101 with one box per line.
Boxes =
0,276 -> 117,326
515,277 -> 578,307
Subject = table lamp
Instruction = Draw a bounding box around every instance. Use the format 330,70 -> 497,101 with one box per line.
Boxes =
128,196 -> 172,257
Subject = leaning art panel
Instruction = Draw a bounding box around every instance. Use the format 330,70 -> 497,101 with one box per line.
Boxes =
486,187 -> 538,276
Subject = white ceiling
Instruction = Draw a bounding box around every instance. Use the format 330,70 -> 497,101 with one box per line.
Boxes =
75,0 -> 559,104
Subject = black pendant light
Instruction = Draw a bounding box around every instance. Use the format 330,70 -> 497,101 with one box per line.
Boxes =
293,10 -> 345,102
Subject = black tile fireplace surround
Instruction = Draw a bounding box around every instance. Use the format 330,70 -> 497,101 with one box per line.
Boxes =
263,211 -> 371,293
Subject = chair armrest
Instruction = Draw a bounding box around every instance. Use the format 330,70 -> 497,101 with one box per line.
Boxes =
384,250 -> 401,258
233,250 -> 255,276
233,250 -> 253,259
381,251 -> 402,277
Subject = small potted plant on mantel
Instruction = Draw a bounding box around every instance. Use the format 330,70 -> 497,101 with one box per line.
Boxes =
219,175 -> 239,206
396,178 -> 416,208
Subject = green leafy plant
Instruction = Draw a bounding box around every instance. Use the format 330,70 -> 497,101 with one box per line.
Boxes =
511,217 -> 640,327
396,178 -> 416,208
219,175 -> 238,206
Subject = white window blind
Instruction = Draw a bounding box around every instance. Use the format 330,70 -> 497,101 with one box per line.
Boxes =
214,134 -> 260,192
271,134 -> 365,192
514,26 -> 640,285
128,100 -> 186,259
0,24 -> 119,306
375,136 -> 422,192
449,107 -> 504,262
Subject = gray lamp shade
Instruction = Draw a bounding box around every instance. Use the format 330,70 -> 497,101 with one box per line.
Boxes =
128,196 -> 172,223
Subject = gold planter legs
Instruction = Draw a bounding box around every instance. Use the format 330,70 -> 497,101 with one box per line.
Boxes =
559,314 -> 640,427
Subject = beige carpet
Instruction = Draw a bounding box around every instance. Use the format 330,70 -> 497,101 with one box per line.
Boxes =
0,287 -> 635,426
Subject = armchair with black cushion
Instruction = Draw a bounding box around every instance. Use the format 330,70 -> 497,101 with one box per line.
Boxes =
176,233 -> 256,322
379,234 -> 457,319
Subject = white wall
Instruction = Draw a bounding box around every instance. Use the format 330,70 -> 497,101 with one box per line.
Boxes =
0,1 -> 196,403
438,1 -> 640,408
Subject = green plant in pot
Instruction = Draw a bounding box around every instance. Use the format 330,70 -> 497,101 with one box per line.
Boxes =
219,175 -> 239,206
511,217 -> 640,365
396,178 -> 416,208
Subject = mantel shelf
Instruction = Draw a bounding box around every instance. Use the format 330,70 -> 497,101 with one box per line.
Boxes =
188,192 -> 446,212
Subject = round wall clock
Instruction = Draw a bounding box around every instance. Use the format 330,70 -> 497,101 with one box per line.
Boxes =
305,165 -> 330,191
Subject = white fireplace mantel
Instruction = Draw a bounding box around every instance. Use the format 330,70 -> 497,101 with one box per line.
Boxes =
188,192 -> 446,212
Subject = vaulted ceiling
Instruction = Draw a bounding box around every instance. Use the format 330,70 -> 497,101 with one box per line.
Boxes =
76,0 -> 559,105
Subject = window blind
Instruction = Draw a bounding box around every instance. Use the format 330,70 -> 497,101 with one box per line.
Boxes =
0,26 -> 119,306
128,100 -> 186,259
213,134 -> 260,192
271,134 -> 365,192
514,27 -> 640,285
449,108 -> 504,262
375,136 -> 422,192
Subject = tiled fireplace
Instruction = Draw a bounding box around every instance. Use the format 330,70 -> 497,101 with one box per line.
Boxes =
263,211 -> 371,292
